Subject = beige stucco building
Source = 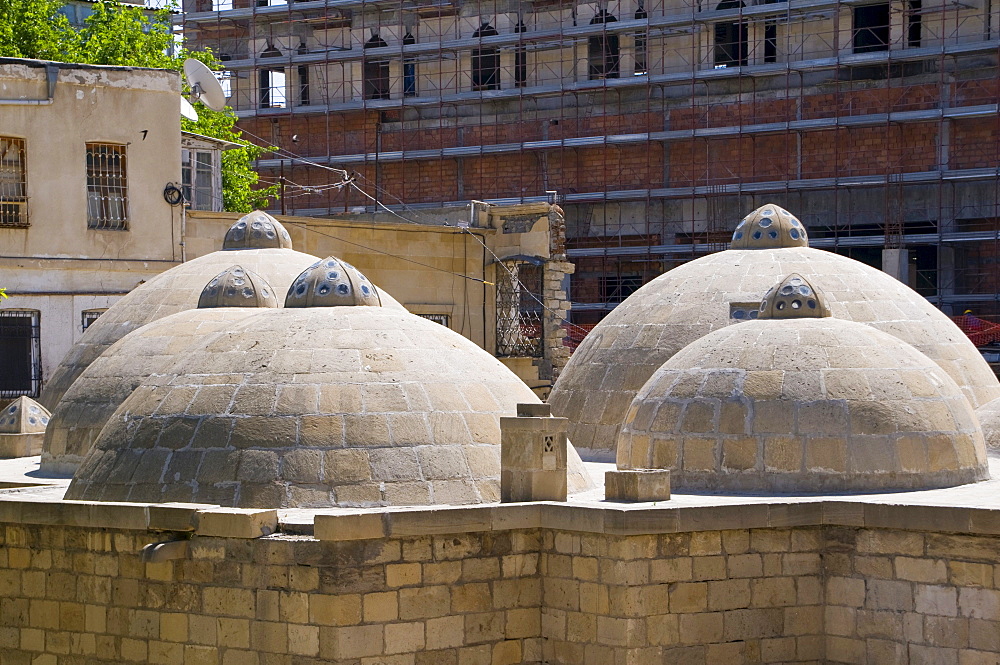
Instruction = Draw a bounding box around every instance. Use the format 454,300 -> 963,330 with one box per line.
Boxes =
0,59 -> 184,400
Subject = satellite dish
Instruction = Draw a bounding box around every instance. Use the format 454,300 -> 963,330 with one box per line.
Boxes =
183,58 -> 227,112
180,96 -> 199,122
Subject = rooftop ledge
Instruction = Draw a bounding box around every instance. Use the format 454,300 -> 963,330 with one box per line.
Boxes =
4,456 -> 1000,541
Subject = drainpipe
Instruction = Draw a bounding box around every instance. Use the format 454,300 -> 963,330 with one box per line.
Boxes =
0,63 -> 59,106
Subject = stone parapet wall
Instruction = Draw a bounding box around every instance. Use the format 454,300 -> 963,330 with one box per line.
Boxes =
1,498 -> 1000,663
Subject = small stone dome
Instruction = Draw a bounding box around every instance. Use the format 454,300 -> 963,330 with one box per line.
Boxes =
0,397 -> 50,434
65,307 -> 594,508
758,274 -> 830,319
285,257 -> 382,307
550,209 -> 1000,462
223,211 -> 293,249
617,278 -> 989,492
198,266 -> 279,308
730,203 -> 808,249
975,397 -> 1000,450
37,246 -> 321,416
42,307 -> 270,475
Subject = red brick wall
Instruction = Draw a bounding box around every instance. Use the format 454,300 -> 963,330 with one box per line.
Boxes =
241,81 -> 998,208
461,155 -> 543,200
951,119 -> 1000,170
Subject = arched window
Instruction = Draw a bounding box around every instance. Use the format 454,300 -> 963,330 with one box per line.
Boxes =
588,10 -> 620,80
514,20 -> 527,87
472,23 -> 499,90
763,0 -> 782,63
363,33 -> 390,100
403,31 -> 417,96
634,2 -> 648,75
713,0 -> 747,67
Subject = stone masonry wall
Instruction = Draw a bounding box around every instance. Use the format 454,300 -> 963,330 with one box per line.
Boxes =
0,524 -> 544,665
3,510 -> 1000,664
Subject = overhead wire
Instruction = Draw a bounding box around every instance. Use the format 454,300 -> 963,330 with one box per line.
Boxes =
230,124 -> 594,338
281,221 -> 494,285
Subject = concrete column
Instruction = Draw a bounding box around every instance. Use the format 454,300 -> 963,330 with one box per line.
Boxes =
576,42 -> 590,82
500,403 -> 568,502
500,50 -> 516,89
388,60 -> 403,98
458,52 -> 473,92
349,62 -> 363,101
882,248 -> 910,284
618,34 -> 635,76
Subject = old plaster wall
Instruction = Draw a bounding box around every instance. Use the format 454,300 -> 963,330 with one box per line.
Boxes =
2,509 -> 1000,664
0,62 -> 182,389
184,210 -> 492,352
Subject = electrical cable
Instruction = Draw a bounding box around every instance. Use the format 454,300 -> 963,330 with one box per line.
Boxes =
281,221 -> 495,285
226,125 -> 593,338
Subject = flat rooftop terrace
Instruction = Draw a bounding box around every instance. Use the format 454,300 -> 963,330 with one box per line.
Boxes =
3,454 -> 1000,541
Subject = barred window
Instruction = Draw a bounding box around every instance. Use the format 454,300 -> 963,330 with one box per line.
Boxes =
0,137 -> 28,228
0,310 -> 42,398
496,260 -> 543,357
81,308 -> 106,332
417,313 -> 450,328
86,143 -> 129,230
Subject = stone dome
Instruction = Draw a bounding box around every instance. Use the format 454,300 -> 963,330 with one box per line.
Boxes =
550,208 -> 1000,462
974,397 -> 1000,450
223,210 -> 293,249
41,307 -> 270,475
37,216 -> 323,413
286,257 -> 383,307
730,203 -> 808,249
617,293 -> 990,492
65,307 -> 594,508
759,274 -> 830,319
0,396 -> 50,434
198,265 -> 279,308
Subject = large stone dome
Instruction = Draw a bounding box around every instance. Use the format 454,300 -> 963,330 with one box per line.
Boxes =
617,284 -> 990,492
551,205 -> 1000,461
41,304 -> 272,475
65,306 -> 594,508
37,212 -> 323,411
974,397 -> 1000,450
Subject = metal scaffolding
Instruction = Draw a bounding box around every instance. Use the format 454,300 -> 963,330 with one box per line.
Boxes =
179,0 -> 1000,324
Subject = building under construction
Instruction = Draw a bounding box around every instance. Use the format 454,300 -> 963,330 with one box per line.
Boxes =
178,0 -> 1000,330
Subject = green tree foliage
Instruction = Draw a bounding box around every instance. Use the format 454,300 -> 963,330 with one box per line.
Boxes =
0,0 -> 277,212
0,0 -> 78,60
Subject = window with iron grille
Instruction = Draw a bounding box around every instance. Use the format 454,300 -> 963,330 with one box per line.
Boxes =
417,313 -> 450,328
81,309 -> 106,332
0,137 -> 28,228
496,260 -> 543,357
86,143 -> 128,230
0,310 -> 42,398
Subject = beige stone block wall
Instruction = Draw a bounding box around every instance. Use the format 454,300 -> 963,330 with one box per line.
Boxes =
4,505 -> 1000,664
0,523 -> 545,665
